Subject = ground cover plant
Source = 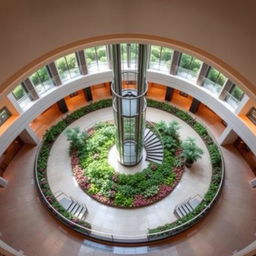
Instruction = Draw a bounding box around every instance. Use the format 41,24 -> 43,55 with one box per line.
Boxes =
68,121 -> 185,208
35,99 -> 223,238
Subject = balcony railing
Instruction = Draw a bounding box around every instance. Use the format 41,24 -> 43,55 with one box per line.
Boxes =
177,66 -> 198,82
223,91 -> 241,109
202,78 -> 223,96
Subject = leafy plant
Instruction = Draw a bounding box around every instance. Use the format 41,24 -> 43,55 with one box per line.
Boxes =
208,144 -> 221,167
65,127 -> 88,155
43,120 -> 67,143
143,185 -> 160,198
114,192 -> 133,207
181,137 -> 203,167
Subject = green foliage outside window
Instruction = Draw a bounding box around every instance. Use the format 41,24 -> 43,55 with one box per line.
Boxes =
84,46 -> 107,67
207,68 -> 226,86
130,43 -> 138,61
230,85 -> 244,100
179,53 -> 202,72
55,54 -> 77,74
12,84 -> 25,100
150,45 -> 173,70
30,67 -> 51,86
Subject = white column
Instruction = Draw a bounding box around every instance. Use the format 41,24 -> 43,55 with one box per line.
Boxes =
234,94 -> 250,115
218,126 -> 238,146
19,125 -> 40,145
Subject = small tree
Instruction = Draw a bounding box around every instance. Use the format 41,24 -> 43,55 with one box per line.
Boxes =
65,127 -> 88,156
181,137 -> 203,167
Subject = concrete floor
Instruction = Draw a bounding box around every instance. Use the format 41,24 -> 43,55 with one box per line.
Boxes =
47,107 -> 212,236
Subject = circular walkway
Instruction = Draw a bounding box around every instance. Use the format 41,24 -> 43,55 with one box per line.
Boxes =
47,107 -> 212,238
1,112 -> 256,256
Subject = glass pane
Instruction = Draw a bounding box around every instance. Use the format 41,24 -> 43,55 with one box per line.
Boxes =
177,53 -> 202,81
203,67 -> 227,95
130,43 -> 138,69
180,53 -> 193,69
207,68 -> 226,86
85,47 -> 97,72
160,47 -> 172,71
85,46 -> 108,73
121,43 -> 128,69
55,53 -> 80,82
55,56 -> 69,81
65,53 -> 80,78
30,67 -> 54,95
150,45 -> 161,70
12,84 -> 26,100
96,45 -> 108,70
230,85 -> 244,101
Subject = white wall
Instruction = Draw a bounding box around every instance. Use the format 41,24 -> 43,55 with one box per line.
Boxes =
0,1 -> 255,99
0,70 -> 255,157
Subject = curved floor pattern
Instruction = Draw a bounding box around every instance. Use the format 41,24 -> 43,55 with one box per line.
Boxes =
47,107 -> 211,237
0,109 -> 256,256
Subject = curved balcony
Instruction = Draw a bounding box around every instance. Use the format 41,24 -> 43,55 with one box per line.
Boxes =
0,60 -> 255,158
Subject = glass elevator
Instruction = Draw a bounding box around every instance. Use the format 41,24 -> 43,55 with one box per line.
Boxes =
111,44 -> 149,166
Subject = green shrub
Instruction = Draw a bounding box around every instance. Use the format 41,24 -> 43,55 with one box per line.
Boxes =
181,137 -> 203,165
88,184 -> 99,195
37,143 -> 51,171
193,122 -> 208,137
43,120 -> 67,143
143,185 -> 160,198
86,160 -> 114,180
208,144 -> 221,167
118,185 -> 136,198
114,192 -> 133,207
65,127 -> 88,155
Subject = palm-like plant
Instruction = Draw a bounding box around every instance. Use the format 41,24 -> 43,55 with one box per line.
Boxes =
181,137 -> 203,167
156,120 -> 180,140
65,127 -> 88,155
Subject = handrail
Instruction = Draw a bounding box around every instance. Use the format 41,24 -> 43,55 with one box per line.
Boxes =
147,146 -> 224,239
146,120 -> 164,152
34,100 -> 225,243
146,103 -> 225,239
223,91 -> 241,105
34,142 -> 149,241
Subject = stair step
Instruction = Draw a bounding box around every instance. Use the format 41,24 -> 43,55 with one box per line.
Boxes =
147,152 -> 164,156
177,206 -> 187,216
67,201 -> 76,211
144,129 -> 153,141
184,202 -> 193,212
70,203 -> 80,214
146,148 -> 163,152
145,140 -> 162,148
146,155 -> 163,160
146,158 -> 163,164
59,197 -> 73,210
144,131 -> 154,140
77,207 -> 87,219
54,191 -> 63,198
188,198 -> 201,210
180,204 -> 190,215
74,205 -> 84,217
146,146 -> 163,152
144,136 -> 160,145
175,208 -> 185,218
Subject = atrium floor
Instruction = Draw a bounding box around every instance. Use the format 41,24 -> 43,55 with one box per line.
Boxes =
1,85 -> 255,256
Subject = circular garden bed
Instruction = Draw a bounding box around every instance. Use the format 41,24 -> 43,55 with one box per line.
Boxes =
35,98 -> 224,242
67,121 -> 185,208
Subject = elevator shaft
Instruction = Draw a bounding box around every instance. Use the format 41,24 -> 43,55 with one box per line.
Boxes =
111,44 -> 149,166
